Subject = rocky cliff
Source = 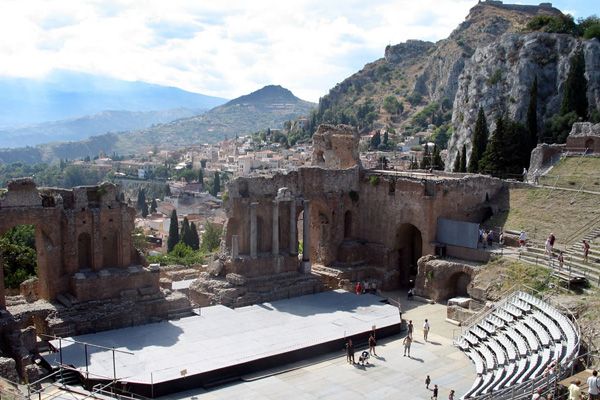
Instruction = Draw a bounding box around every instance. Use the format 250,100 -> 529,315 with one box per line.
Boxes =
446,34 -> 600,169
316,1 -> 563,134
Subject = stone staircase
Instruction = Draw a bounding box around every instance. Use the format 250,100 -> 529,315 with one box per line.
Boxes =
503,233 -> 600,287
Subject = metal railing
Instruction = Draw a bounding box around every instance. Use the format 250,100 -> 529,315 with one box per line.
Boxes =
454,285 -> 582,400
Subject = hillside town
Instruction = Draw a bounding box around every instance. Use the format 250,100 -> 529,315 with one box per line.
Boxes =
66,125 -> 443,254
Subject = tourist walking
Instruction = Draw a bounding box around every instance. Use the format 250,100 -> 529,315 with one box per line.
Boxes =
346,339 -> 355,364
423,319 -> 431,342
534,169 -> 540,184
407,320 -> 414,339
488,230 -> 494,247
368,334 -> 377,356
520,230 -> 527,248
449,389 -> 455,400
587,370 -> 599,400
432,384 -> 438,400
499,231 -> 505,247
549,233 -> 555,252
425,375 -> 431,389
523,167 -> 528,182
482,230 -> 488,249
407,288 -> 414,300
568,379 -> 582,399
544,238 -> 552,256
557,251 -> 564,270
583,240 -> 590,263
403,335 -> 412,357
356,282 -> 361,295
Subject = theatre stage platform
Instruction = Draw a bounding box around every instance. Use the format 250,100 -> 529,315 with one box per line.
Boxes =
45,290 -> 402,398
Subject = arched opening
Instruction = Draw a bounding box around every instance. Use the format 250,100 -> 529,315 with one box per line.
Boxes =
585,138 -> 595,153
395,223 -> 422,287
103,231 -> 120,268
344,210 -> 352,238
78,232 -> 93,270
447,272 -> 471,299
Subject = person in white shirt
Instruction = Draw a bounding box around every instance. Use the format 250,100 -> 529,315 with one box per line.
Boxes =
587,370 -> 599,400
423,319 -> 430,342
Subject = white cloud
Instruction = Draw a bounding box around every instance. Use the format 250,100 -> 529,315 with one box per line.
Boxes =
0,0 -> 594,103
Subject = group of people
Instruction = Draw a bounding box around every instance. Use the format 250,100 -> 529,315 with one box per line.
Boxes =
523,167 -> 541,185
345,333 -> 378,366
356,280 -> 377,295
479,229 -> 496,249
562,370 -> 600,399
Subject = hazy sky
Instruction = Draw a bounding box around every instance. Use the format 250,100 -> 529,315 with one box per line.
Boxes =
0,0 -> 596,102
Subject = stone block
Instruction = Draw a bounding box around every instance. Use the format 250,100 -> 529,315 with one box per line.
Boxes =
138,286 -> 158,296
226,273 -> 246,286
120,289 -> 138,298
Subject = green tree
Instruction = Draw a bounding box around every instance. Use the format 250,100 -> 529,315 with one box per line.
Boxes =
560,46 -> 588,120
420,144 -> 430,169
479,116 -> 507,173
198,168 -> 204,184
132,226 -> 150,253
136,188 -> 146,211
167,209 -> 179,253
180,217 -> 195,248
383,96 -> 403,115
150,198 -> 157,214
141,201 -> 149,218
190,221 -> 200,251
432,144 -> 444,171
211,172 -> 221,196
460,144 -> 467,173
200,221 -> 223,253
526,75 -> 539,147
469,107 -> 489,173
370,131 -> 381,149
0,225 -> 37,289
453,149 -> 462,172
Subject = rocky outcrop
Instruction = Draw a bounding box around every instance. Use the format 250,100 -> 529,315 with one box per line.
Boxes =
447,34 -> 600,169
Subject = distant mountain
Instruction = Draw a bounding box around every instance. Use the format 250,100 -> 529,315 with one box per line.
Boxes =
0,108 -> 205,148
0,70 -> 227,128
0,85 -> 316,164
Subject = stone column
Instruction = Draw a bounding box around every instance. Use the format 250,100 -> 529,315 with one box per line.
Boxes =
272,201 -> 279,255
250,202 -> 258,258
232,235 -> 239,259
289,199 -> 297,255
302,200 -> 311,273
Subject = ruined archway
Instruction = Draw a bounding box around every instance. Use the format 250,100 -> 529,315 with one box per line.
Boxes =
344,210 -> 352,238
78,232 -> 93,270
447,272 -> 471,299
395,223 -> 422,286
102,231 -> 120,268
585,138 -> 595,153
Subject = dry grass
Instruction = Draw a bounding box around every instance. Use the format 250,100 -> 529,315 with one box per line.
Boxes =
487,156 -> 600,248
539,156 -> 600,190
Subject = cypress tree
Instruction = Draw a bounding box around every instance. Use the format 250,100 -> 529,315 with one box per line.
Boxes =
190,222 -> 200,251
460,144 -> 467,173
453,149 -> 461,172
526,75 -> 539,147
141,201 -> 149,218
432,144 -> 444,170
150,198 -> 157,214
479,116 -> 507,173
469,107 -> 489,173
180,217 -> 194,248
420,144 -> 430,169
211,172 -> 221,196
136,188 -> 146,211
198,168 -> 204,184
167,210 -> 179,253
560,46 -> 588,120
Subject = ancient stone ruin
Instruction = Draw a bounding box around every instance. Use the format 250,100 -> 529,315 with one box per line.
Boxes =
189,124 -> 510,306
0,179 -> 189,382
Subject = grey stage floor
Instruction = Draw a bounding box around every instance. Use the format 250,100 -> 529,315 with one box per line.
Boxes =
46,290 -> 403,385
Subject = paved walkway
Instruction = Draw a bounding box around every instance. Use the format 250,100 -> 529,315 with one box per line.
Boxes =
157,291 -> 476,400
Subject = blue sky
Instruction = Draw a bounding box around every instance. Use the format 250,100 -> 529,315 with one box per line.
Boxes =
0,0 -> 596,103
